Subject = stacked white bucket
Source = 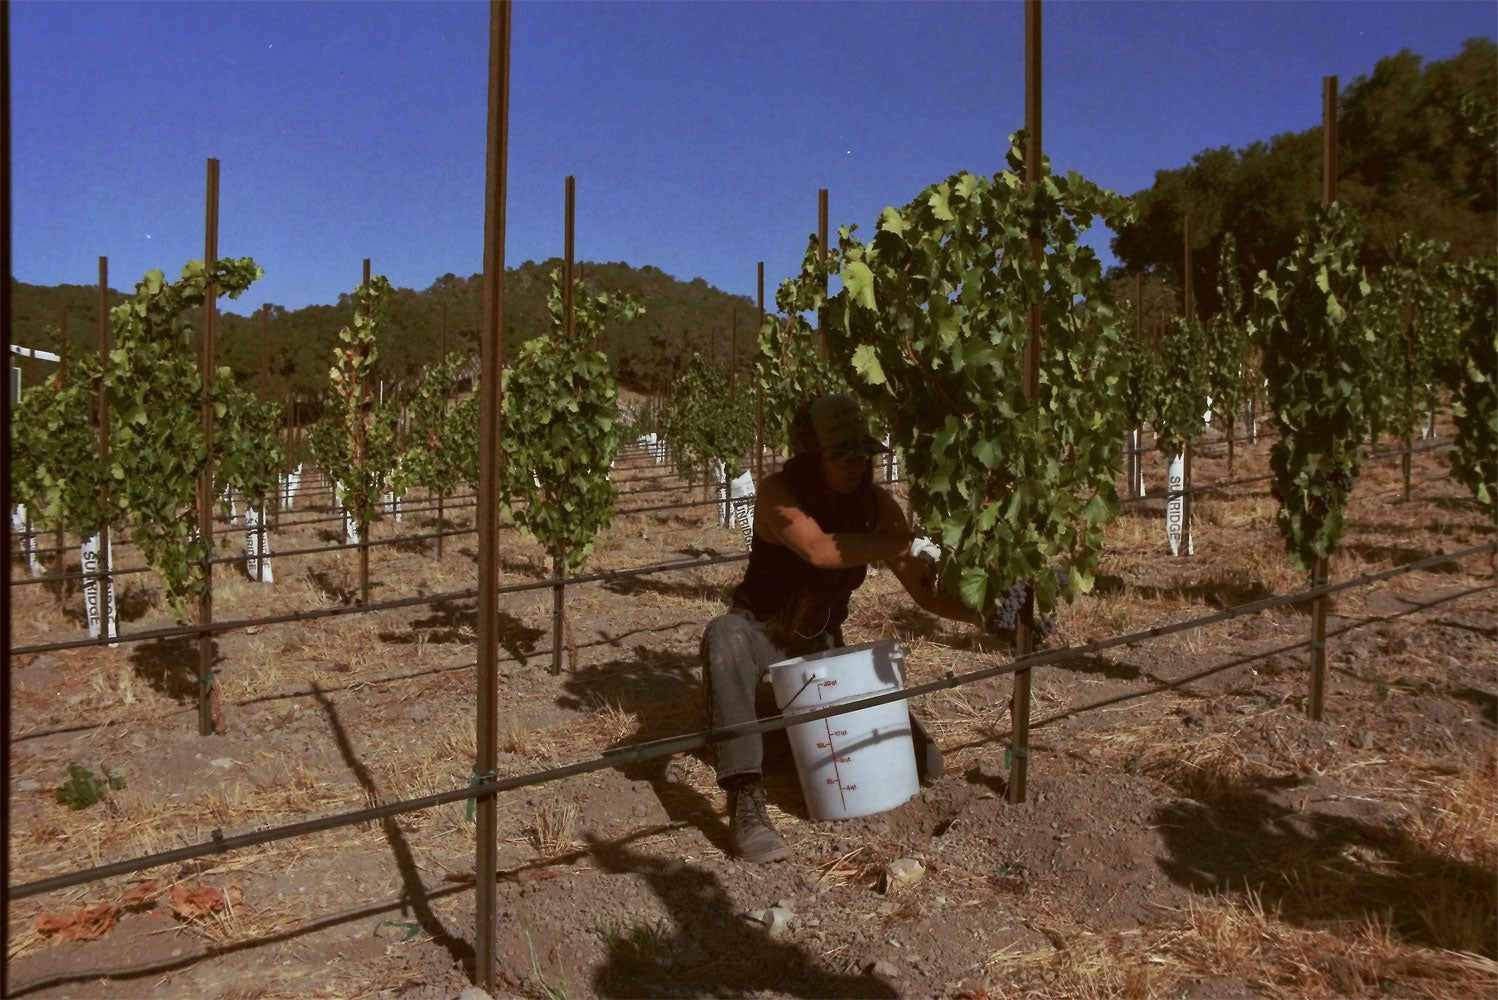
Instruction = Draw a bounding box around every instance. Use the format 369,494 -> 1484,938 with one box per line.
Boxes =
769,639 -> 920,821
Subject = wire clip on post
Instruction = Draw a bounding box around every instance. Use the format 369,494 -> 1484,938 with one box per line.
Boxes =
466,767 -> 499,823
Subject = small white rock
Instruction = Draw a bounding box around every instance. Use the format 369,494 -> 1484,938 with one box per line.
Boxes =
764,906 -> 794,937
886,857 -> 925,887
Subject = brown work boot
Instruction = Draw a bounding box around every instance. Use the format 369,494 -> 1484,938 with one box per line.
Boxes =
726,778 -> 790,863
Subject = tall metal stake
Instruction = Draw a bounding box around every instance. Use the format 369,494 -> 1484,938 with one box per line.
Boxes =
1009,0 -> 1042,805
475,4 -> 512,988
1310,75 -> 1338,721
1,6 -> 13,983
359,257 -> 372,604
551,175 -> 576,675
755,262 -> 765,481
817,189 -> 829,363
438,301 -> 448,560
197,159 -> 220,736
1131,271 -> 1144,498
1181,215 -> 1194,558
96,258 -> 114,638
258,303 -> 270,573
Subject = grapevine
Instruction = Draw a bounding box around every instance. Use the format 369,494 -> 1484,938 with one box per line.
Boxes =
403,355 -> 470,500
1364,233 -> 1457,446
658,356 -> 756,484
500,269 -> 641,571
216,383 -> 286,509
9,258 -> 269,618
1249,202 -> 1375,575
1435,257 -> 1497,521
818,135 -> 1135,621
319,276 -> 406,543
1152,315 -> 1210,461
755,238 -> 849,456
1206,234 -> 1252,473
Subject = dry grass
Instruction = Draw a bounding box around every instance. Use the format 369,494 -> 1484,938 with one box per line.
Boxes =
528,792 -> 581,860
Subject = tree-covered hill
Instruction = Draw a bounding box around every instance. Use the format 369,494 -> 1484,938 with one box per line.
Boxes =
1112,38 -> 1496,318
9,258 -> 757,411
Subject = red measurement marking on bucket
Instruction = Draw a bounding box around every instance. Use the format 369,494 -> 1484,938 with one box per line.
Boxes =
822,716 -> 856,810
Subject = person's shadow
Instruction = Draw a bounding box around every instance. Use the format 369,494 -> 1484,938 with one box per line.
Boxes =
560,643 -> 805,856
584,835 -> 897,998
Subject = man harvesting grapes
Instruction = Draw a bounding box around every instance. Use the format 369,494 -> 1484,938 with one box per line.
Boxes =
700,394 -> 982,862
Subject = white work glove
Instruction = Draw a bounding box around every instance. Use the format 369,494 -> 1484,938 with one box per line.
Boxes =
908,535 -> 941,566
907,535 -> 941,593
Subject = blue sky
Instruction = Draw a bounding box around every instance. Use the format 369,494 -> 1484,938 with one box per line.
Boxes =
10,0 -> 1496,317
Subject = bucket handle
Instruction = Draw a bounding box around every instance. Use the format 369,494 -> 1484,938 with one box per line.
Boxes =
778,671 -> 820,710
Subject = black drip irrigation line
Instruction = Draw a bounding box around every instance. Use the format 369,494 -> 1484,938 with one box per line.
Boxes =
7,539 -> 1492,903
9,550 -> 752,656
8,541 -> 1486,904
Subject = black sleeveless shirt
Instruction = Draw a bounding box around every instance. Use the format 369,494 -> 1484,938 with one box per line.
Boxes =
731,454 -> 880,651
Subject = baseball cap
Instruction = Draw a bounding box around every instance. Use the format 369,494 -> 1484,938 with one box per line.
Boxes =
792,394 -> 889,460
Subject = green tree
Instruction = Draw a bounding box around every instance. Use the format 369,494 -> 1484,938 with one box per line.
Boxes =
1114,41 -> 1497,307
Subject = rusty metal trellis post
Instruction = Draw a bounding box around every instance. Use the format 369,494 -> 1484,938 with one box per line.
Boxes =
817,188 -> 829,363
259,303 -> 271,573
438,300 -> 448,560
96,258 -> 114,637
1181,214 -> 1194,559
550,175 -> 576,676
755,262 -> 765,481
359,257 -> 372,605
1309,75 -> 1338,722
475,3 -> 512,990
197,159 -> 220,736
1009,0 -> 1042,805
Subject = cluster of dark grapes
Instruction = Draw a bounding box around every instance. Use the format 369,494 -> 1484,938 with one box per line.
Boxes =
987,581 -> 1030,631
986,568 -> 1068,634
1327,466 -> 1358,497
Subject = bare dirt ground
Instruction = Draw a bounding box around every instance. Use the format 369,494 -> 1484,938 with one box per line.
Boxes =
7,422 -> 1496,1000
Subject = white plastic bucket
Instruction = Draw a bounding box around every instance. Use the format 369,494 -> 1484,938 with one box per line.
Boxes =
770,640 -> 919,821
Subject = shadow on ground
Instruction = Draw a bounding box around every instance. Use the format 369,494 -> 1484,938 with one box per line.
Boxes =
1155,771 -> 1498,958
129,637 -> 223,703
584,836 -> 898,999
559,646 -> 738,856
378,598 -> 546,668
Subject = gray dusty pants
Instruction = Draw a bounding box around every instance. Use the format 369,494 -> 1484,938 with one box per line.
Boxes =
699,610 -> 821,785
699,609 -> 939,788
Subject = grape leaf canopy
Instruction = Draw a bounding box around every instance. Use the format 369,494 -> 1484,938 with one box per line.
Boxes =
817,136 -> 1136,620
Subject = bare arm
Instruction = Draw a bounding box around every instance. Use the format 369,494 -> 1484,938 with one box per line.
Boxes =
874,492 -> 982,626
755,473 -> 911,570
